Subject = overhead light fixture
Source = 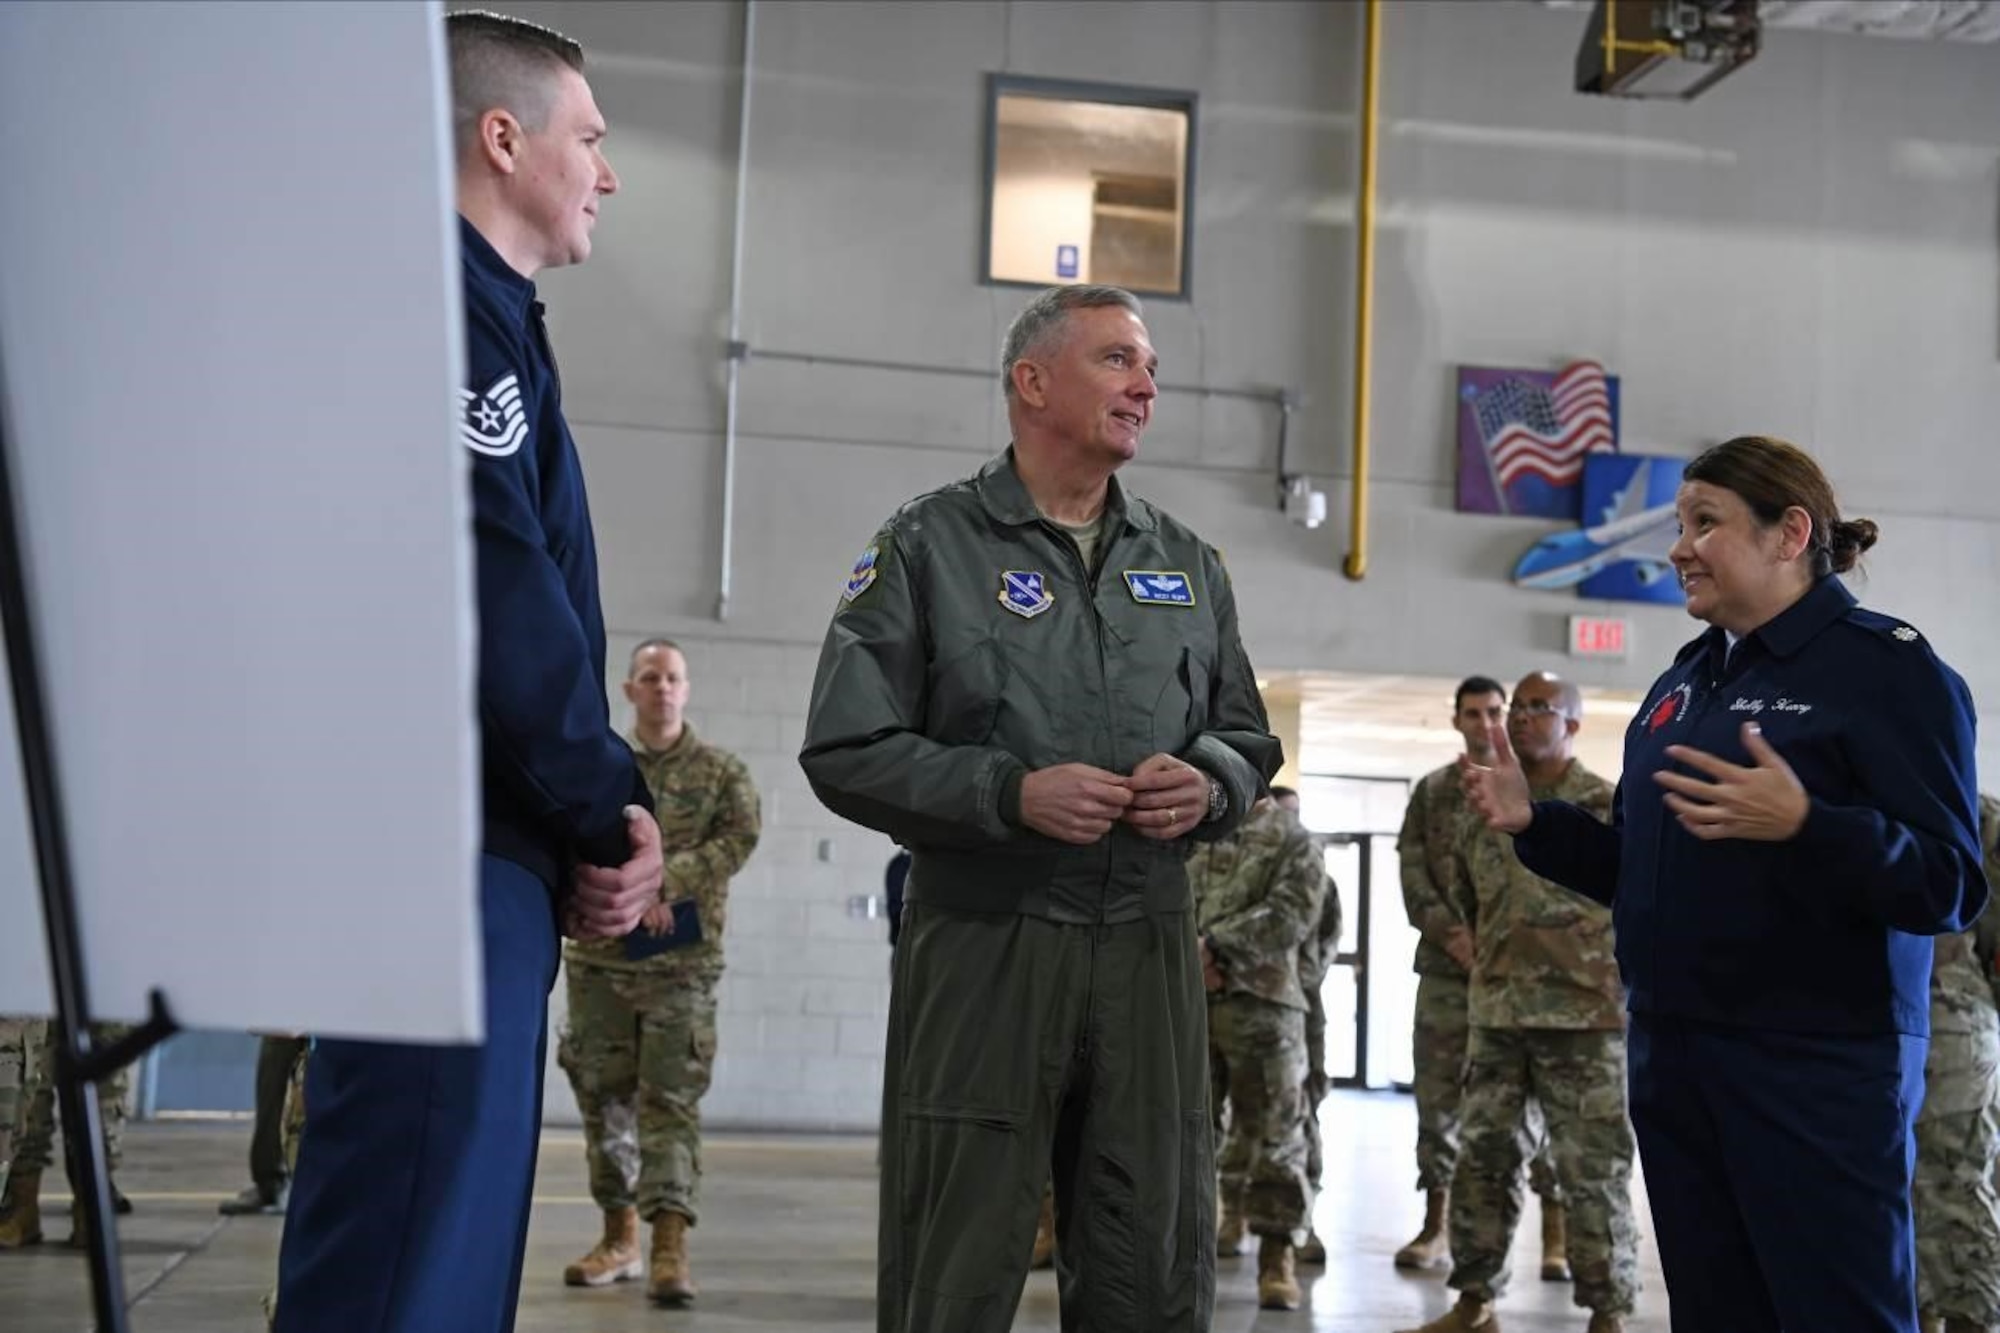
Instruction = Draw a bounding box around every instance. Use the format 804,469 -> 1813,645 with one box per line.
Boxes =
1575,0 -> 1761,100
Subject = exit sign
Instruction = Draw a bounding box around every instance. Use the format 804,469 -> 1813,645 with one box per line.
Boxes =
1569,615 -> 1629,659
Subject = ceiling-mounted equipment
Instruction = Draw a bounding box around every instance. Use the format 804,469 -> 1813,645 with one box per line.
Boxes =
1575,0 -> 1762,99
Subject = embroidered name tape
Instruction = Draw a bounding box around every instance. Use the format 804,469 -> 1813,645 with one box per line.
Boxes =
1124,570 -> 1194,606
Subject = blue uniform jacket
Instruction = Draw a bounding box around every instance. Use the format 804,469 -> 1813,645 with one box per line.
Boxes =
1515,576 -> 1987,1037
458,216 -> 649,891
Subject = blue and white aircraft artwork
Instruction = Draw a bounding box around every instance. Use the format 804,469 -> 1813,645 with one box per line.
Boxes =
1511,458 -> 1677,591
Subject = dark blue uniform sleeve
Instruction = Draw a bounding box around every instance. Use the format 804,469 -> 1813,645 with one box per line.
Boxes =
1513,780 -> 1625,907
1790,647 -> 1986,934
465,330 -> 645,869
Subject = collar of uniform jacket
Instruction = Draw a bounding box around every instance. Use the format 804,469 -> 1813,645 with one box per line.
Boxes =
457,213 -> 538,326
976,447 -> 1159,534
1680,573 -> 1858,675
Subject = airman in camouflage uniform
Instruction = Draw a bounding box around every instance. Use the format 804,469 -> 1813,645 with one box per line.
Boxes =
1191,795 -> 1327,1311
0,1018 -> 132,1249
1277,784 -> 1344,1269
0,1017 -> 30,1203
1397,677 -> 1564,1277
558,639 -> 761,1307
1402,671 -> 1638,1333
1914,792 -> 2000,1333
264,1041 -> 312,1330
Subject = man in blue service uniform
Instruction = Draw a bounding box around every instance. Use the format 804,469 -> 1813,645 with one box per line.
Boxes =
274,15 -> 662,1333
801,284 -> 1281,1333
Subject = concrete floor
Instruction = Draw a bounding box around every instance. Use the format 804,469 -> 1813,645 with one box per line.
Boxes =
0,1090 -> 1671,1332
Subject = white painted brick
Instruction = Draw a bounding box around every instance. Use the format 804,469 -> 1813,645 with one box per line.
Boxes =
727,897 -> 810,938
837,1015 -> 888,1058
804,1054 -> 881,1098
783,645 -> 826,686
804,978 -> 890,1017
738,1053 -> 807,1094
762,1013 -> 842,1055
735,976 -> 814,1016
716,1010 -> 761,1055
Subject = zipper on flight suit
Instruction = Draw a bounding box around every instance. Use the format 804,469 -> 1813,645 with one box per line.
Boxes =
1042,519 -> 1122,923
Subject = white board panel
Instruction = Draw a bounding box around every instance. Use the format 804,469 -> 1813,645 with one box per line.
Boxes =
0,0 -> 482,1040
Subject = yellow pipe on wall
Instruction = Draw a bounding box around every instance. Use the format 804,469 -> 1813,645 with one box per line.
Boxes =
1343,0 -> 1382,581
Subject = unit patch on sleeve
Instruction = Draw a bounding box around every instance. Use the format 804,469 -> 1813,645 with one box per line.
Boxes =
998,570 -> 1054,619
459,373 -> 529,457
841,545 -> 881,603
1123,570 -> 1195,607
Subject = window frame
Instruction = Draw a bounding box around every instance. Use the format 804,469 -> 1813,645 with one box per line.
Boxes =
979,73 -> 1199,302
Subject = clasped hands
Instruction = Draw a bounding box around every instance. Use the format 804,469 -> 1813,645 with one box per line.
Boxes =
1019,753 -> 1211,847
563,806 -> 668,940
1460,720 -> 1807,843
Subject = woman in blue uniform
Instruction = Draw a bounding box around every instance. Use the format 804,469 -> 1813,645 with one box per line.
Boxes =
1466,435 -> 1987,1333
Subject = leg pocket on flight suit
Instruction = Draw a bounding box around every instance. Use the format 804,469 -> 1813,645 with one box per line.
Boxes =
899,1104 -> 1029,1301
1180,1108 -> 1217,1308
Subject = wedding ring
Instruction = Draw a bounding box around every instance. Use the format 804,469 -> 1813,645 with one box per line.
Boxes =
1167,807 -> 1178,826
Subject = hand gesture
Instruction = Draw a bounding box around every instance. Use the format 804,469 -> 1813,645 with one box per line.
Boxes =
1019,764 -> 1134,845
1654,722 -> 1809,842
1461,724 -> 1533,834
1121,753 -> 1211,841
565,807 -> 664,939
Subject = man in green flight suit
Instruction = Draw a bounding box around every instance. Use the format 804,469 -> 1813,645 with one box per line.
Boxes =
800,284 -> 1280,1333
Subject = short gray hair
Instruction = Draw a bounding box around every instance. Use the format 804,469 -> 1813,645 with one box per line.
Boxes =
446,10 -> 586,161
1000,285 -> 1144,400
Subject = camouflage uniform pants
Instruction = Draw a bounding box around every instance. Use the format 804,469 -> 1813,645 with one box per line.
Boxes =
1449,1025 -> 1639,1315
1304,986 -> 1329,1191
558,958 -> 717,1224
1413,973 -> 1559,1199
10,1020 -> 131,1178
1915,1029 -> 2000,1325
1209,993 -> 1312,1238
264,1041 -> 311,1330
0,1018 -> 30,1201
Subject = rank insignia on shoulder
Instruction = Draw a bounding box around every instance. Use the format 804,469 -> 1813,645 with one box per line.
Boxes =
998,570 -> 1054,619
1892,625 -> 1919,642
841,546 -> 880,603
458,373 -> 529,457
1124,570 -> 1195,606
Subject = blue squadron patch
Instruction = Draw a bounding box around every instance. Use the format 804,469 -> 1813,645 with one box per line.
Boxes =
841,545 -> 880,603
1124,570 -> 1195,606
998,570 -> 1054,619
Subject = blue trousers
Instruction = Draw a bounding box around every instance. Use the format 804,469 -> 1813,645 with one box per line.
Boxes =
273,855 -> 559,1333
1627,1014 -> 1927,1333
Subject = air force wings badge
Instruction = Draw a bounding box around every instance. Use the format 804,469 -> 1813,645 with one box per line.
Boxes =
998,570 -> 1054,619
459,373 -> 529,457
1124,570 -> 1195,606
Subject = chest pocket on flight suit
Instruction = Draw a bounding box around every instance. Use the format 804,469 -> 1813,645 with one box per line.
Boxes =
1149,643 -> 1213,756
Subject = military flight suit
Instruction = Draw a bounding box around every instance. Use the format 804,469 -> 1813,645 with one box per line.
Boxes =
1913,792 -> 2000,1330
559,724 -> 760,1227
1190,800 -> 1326,1240
800,448 -> 1280,1333
1398,766 -> 1560,1199
1447,761 -> 1639,1320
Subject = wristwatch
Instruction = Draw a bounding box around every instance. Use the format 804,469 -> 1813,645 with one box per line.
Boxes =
1202,775 -> 1229,824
